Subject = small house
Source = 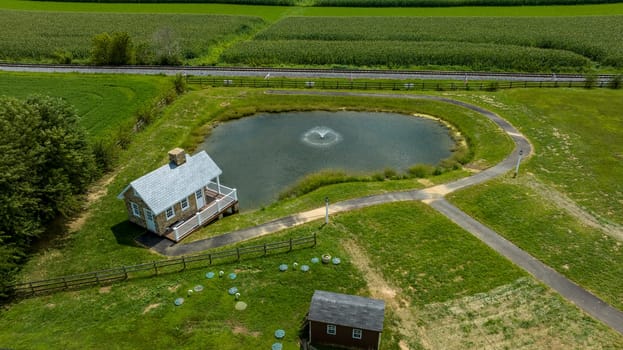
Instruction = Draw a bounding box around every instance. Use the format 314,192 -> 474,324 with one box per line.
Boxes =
117,148 -> 238,242
307,290 -> 385,350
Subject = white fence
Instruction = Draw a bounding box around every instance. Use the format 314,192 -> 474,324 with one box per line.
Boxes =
173,184 -> 237,241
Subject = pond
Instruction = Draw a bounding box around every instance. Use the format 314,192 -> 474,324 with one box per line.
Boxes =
199,111 -> 455,210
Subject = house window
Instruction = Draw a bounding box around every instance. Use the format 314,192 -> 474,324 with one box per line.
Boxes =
327,324 -> 336,335
130,202 -> 141,217
195,189 -> 203,199
352,328 -> 362,339
165,206 -> 175,220
181,198 -> 189,210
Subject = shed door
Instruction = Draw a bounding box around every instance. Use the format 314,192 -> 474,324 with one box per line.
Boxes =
195,189 -> 205,208
144,208 -> 156,232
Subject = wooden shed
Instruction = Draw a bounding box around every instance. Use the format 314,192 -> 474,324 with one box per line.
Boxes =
117,148 -> 238,242
307,290 -> 385,350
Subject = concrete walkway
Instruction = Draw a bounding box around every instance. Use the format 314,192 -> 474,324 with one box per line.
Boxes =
139,91 -> 623,335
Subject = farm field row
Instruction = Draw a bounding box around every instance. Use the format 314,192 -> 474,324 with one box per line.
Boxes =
0,10 -> 264,65
2,0 -> 623,17
223,16 -> 623,72
2,8 -> 622,72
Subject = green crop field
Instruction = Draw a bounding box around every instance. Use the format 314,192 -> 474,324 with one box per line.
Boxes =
0,10 -> 264,64
223,16 -> 623,71
0,72 -> 171,139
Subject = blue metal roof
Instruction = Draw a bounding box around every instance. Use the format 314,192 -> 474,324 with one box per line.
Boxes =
118,151 -> 221,215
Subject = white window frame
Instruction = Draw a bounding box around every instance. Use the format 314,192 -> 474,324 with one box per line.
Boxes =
165,206 -> 175,220
195,189 -> 203,200
181,197 -> 189,211
352,328 -> 362,339
130,202 -> 141,217
326,324 -> 336,335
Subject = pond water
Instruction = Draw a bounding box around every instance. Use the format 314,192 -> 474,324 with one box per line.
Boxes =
199,111 -> 454,210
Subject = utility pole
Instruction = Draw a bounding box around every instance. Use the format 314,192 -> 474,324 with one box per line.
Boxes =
325,197 -> 329,225
514,149 -> 523,178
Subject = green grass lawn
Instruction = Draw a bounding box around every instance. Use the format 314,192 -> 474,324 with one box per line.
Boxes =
446,88 -> 623,310
0,72 -> 171,139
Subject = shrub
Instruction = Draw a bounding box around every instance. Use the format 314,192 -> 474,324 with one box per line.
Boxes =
408,164 -> 434,178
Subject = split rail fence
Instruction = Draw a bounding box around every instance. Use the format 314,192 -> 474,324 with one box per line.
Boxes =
11,234 -> 316,298
187,76 -> 613,91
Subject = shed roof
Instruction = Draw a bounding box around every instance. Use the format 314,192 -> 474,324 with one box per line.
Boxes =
308,290 -> 385,332
117,151 -> 221,215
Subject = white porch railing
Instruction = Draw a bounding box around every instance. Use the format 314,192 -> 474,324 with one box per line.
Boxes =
173,184 -> 237,241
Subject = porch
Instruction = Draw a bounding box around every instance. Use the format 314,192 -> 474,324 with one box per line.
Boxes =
165,182 -> 238,242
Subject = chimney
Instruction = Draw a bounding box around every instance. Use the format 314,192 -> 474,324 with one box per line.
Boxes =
168,148 -> 186,166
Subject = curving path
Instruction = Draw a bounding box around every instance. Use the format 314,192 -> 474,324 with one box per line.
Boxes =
138,91 -> 623,335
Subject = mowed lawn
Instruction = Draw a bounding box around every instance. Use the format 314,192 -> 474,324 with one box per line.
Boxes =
0,72 -> 171,139
448,88 -> 623,310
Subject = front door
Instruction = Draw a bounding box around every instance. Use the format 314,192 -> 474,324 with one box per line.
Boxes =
195,189 -> 205,208
144,208 -> 156,232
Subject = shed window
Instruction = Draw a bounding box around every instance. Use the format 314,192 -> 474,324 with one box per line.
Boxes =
352,328 -> 362,339
130,202 -> 141,217
327,324 -> 336,335
181,198 -> 189,210
166,206 -> 175,220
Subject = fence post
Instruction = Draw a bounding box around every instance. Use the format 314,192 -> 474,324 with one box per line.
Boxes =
95,272 -> 100,284
264,243 -> 267,256
237,247 -> 240,261
122,266 -> 128,279
313,233 -> 317,247
182,256 -> 186,270
289,238 -> 293,252
153,261 -> 158,275
209,254 -> 212,265
63,277 -> 68,290
29,282 -> 34,295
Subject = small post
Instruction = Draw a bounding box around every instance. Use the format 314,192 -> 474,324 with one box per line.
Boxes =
289,238 -> 293,252
153,261 -> 158,275
182,256 -> 186,270
208,254 -> 212,265
313,232 -> 317,247
236,247 -> 240,261
264,243 -> 267,256
325,197 -> 329,225
122,266 -> 128,279
514,149 -> 523,178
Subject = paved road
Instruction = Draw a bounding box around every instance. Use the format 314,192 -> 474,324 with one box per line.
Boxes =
0,63 -> 598,82
136,90 -> 623,335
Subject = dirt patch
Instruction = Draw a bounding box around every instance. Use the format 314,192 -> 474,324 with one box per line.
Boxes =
229,322 -> 261,337
518,174 -> 623,241
67,171 -> 120,233
168,284 -> 180,293
417,178 -> 435,187
342,239 -> 432,349
45,303 -> 56,309
99,286 -> 112,294
142,303 -> 161,314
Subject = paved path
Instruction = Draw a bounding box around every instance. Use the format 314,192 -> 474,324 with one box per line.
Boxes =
137,91 -> 623,335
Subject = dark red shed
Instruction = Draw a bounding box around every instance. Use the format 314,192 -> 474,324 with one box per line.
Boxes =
307,290 -> 385,350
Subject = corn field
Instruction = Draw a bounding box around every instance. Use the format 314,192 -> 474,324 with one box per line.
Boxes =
223,16 -> 623,71
0,10 -> 264,62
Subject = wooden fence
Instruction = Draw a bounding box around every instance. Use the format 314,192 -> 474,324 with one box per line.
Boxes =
11,234 -> 316,298
187,76 -> 610,91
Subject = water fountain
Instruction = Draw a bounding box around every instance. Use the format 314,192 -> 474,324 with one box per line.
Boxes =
301,126 -> 342,148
